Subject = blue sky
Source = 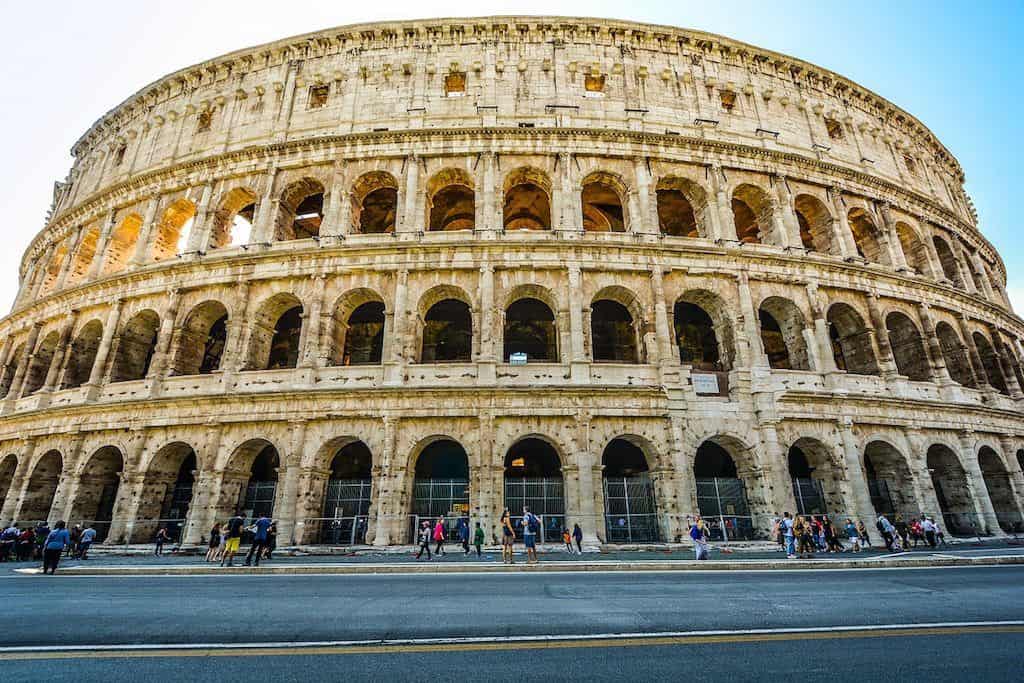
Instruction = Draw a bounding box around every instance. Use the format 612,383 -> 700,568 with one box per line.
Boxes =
1,1 -> 1019,310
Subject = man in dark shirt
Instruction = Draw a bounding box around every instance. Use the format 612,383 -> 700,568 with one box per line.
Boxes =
221,514 -> 245,567
244,515 -> 272,567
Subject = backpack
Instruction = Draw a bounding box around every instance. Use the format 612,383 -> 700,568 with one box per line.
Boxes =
876,520 -> 885,533
527,514 -> 540,534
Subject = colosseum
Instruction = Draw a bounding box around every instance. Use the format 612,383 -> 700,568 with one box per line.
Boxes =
1,16 -> 1022,550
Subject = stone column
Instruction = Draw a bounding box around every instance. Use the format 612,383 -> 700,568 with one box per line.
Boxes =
552,152 -> 576,232
397,153 -> 422,233
865,293 -> 899,377
737,272 -> 769,369
997,436 -> 1024,522
182,423 -> 223,545
4,322 -> 42,407
87,210 -> 118,279
957,431 -> 1000,535
631,157 -> 657,234
759,421 -> 798,519
293,466 -> 330,545
84,299 -> 124,400
145,289 -> 182,390
773,173 -> 802,248
320,161 -> 346,242
958,314 -> 993,392
250,166 -> 278,244
383,269 -> 409,385
567,264 -> 589,382
649,263 -> 675,380
477,152 -> 498,233
0,440 -> 34,526
39,311 -> 80,397
184,182 -> 216,253
876,201 -> 909,271
54,227 -> 85,291
221,279 -> 253,374
707,164 -> 730,241
106,469 -> 147,545
572,412 -> 600,546
916,303 -> 951,383
50,433 -> 86,525
129,195 -> 163,266
829,187 -> 859,258
369,415 -> 401,545
275,419 -> 307,545
299,277 -> 326,370
836,418 -> 878,525
805,283 -> 839,380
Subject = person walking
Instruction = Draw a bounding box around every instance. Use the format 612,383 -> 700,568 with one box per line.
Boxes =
690,515 -> 709,560
244,515 -> 272,567
522,506 -> 540,564
263,521 -> 278,560
433,516 -> 447,556
781,511 -> 796,559
823,516 -> 844,553
78,525 -> 96,560
41,521 -> 71,575
856,520 -> 872,548
562,528 -> 574,554
206,523 -> 222,562
877,514 -> 896,551
458,518 -> 470,555
415,520 -> 432,560
795,515 -> 815,559
500,509 -> 515,564
221,513 -> 245,567
933,518 -> 946,546
17,527 -> 34,562
66,525 -> 81,558
921,516 -> 937,548
33,522 -> 50,561
845,519 -> 861,552
572,523 -> 583,555
473,521 -> 485,558
154,527 -> 171,556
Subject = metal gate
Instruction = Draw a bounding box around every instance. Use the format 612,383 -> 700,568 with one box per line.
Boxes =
320,479 -> 372,544
791,478 -> 827,516
504,478 -> 565,540
603,474 -> 660,543
164,481 -> 193,541
94,482 -> 119,542
242,481 -> 278,519
695,477 -> 754,541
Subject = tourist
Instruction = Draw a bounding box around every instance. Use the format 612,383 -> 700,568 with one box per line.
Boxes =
500,509 -> 515,564
690,515 -> 709,560
562,528 -> 574,554
572,523 -> 583,554
845,519 -> 860,552
220,513 -> 245,567
770,517 -> 783,550
433,516 -> 447,556
921,516 -> 937,548
781,511 -> 796,559
522,506 -> 540,564
909,518 -> 925,548
17,527 -> 34,561
244,514 -> 272,566
876,514 -> 896,551
795,515 -> 815,559
41,521 -> 71,575
894,515 -> 911,550
932,518 -> 946,546
856,520 -> 872,548
473,521 -> 485,558
78,525 -> 96,560
154,526 -> 171,556
823,516 -> 844,552
206,523 -> 222,562
415,520 -> 432,560
33,521 -> 50,560
66,524 -> 81,558
0,523 -> 17,561
458,518 -> 470,555
263,520 -> 277,560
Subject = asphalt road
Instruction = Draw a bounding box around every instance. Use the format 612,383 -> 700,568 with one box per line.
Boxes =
1,565 -> 1022,681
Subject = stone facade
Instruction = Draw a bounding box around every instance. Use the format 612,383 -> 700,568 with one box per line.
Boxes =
1,17 -> 1023,547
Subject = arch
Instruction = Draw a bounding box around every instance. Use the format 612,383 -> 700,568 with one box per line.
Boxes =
61,320 -> 104,389
411,439 -> 470,534
19,450 -> 62,523
101,213 -> 143,275
787,437 -> 844,516
693,437 -> 756,540
656,176 -> 708,237
69,446 -> 124,541
863,440 -> 920,521
246,294 -> 303,370
0,342 -> 23,399
110,309 -> 160,382
38,241 -> 70,295
759,297 -> 811,371
581,172 -> 626,232
0,453 -> 17,514
427,168 -> 475,231
932,235 -> 964,287
504,297 -> 557,362
926,444 -> 975,536
972,332 -> 1008,394
978,446 -> 1023,533
503,167 -> 551,230
928,322 -> 972,387
421,299 -> 472,363
674,290 -> 735,372
885,311 -> 931,381
341,301 -> 385,365
827,303 -> 879,375
320,440 -> 374,544
351,171 -> 399,234
67,224 -> 100,285
793,194 -> 836,254
173,300 -> 229,376
151,198 -> 197,261
590,299 -> 638,363
601,437 -> 659,543
895,222 -> 932,277
274,177 -> 325,241
230,440 -> 280,519
504,436 -> 565,536
22,331 -> 60,395
847,208 -> 888,264
731,184 -> 772,244
133,442 -> 197,543
209,187 -> 257,249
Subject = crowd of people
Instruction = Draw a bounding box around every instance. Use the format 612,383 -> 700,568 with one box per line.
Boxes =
771,512 -> 947,559
203,515 -> 279,567
1,520 -> 98,569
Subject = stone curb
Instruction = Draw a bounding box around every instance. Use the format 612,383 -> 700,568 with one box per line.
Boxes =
33,554 -> 1024,576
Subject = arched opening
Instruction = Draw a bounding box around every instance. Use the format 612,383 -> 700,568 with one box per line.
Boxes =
731,184 -> 772,244
0,343 -> 23,399
602,438 -> 658,543
788,439 -> 843,515
759,297 -> 811,371
38,242 -> 69,295
694,439 -> 754,540
793,194 -> 836,254
66,225 -> 100,285
101,213 -> 143,275
932,236 -> 964,287
581,176 -> 625,232
151,198 -> 197,261
674,302 -> 721,370
935,321 -> 975,387
61,320 -> 104,390
0,454 -> 18,514
352,172 -> 398,234
973,332 -> 1008,394
273,178 -> 324,241
656,177 -> 706,237
504,437 -> 564,540
979,447 -> 1022,533
20,450 -> 62,524
847,208 -> 888,264
895,222 -> 932,277
421,299 -> 472,363
173,301 -> 228,376
590,299 -> 638,363
239,443 -> 280,520
503,168 -> 551,230
209,187 -> 257,249
321,441 -> 373,544
926,444 -> 976,536
885,312 -> 931,381
427,169 -> 475,231
863,441 -> 920,522
110,310 -> 160,382
133,443 -> 196,543
22,331 -> 60,395
341,302 -> 385,365
411,439 -> 470,541
69,446 -> 123,542
503,298 -> 557,362
827,303 -> 879,375
246,295 -> 303,371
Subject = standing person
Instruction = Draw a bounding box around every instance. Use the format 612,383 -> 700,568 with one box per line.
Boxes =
221,513 -> 245,567
243,515 -> 272,567
690,516 -> 709,560
795,515 -> 815,559
500,509 -> 515,564
473,521 -> 485,558
932,518 -> 946,546
17,527 -> 35,562
459,518 -> 470,555
433,516 -> 447,556
66,525 -> 81,558
41,521 -> 71,575
857,520 -> 872,548
78,525 -> 96,560
415,520 -> 432,560
522,506 -> 540,564
823,516 -> 844,553
894,515 -> 911,551
33,521 -> 50,561
206,523 -> 221,562
562,528 -> 574,554
877,514 -> 896,551
263,521 -> 278,560
781,512 -> 796,559
154,527 -> 171,556
572,523 -> 583,555
921,516 -> 937,548
845,519 -> 861,552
